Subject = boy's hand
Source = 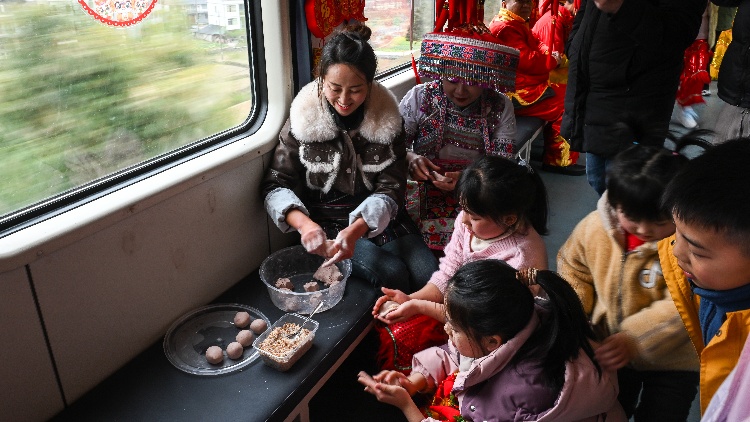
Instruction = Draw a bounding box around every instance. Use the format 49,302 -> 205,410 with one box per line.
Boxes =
595,332 -> 637,371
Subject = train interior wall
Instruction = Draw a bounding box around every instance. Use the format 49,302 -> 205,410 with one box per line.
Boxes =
0,41 -> 420,421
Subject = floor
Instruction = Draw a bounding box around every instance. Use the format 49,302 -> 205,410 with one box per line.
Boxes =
309,82 -> 724,421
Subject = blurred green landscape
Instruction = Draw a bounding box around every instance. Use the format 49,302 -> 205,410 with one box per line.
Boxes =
0,1 -> 251,217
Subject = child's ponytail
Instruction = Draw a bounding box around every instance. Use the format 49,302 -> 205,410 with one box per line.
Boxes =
445,261 -> 598,391
516,268 -> 600,390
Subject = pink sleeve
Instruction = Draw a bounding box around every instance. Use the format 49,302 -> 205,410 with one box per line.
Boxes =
411,344 -> 458,392
506,229 -> 549,270
428,213 -> 468,293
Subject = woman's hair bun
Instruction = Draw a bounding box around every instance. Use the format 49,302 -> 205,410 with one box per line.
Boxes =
343,22 -> 371,42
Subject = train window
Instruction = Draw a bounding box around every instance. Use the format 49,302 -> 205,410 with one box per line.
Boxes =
0,0 -> 258,235
364,0 -> 435,74
364,0 -> 503,75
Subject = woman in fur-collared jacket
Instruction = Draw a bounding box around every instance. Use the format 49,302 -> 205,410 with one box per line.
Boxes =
261,23 -> 437,293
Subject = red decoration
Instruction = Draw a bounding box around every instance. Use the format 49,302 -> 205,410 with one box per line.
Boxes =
305,0 -> 366,39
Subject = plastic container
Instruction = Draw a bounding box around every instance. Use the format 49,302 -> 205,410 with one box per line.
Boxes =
259,245 -> 351,314
252,313 -> 319,371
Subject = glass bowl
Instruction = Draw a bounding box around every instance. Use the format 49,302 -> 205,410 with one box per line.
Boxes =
252,313 -> 319,371
259,245 -> 351,314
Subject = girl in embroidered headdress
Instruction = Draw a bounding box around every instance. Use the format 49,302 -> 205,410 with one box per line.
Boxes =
400,30 -> 519,252
359,260 -> 626,422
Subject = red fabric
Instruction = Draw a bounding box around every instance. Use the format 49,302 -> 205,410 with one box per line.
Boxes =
375,315 -> 449,375
625,231 -> 645,252
515,83 -> 579,166
423,372 -> 461,421
532,4 -> 575,55
489,12 -> 556,104
676,39 -> 712,107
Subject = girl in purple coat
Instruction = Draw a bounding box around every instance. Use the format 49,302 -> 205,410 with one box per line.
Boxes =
358,260 -> 626,421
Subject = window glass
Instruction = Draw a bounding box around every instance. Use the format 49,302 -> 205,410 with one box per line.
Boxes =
483,0 -> 502,26
364,0 -> 435,74
0,0 -> 253,223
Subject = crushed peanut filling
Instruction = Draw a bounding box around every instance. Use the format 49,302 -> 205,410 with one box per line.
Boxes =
258,323 -> 312,359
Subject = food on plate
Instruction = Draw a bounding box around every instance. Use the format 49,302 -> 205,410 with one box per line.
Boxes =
275,277 -> 294,290
233,311 -> 251,328
303,281 -> 320,292
250,318 -> 268,335
226,342 -> 244,360
205,345 -> 223,364
236,330 -> 254,347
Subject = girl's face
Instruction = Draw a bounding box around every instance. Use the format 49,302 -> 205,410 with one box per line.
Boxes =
442,78 -> 484,108
444,317 -> 484,358
322,63 -> 370,117
616,208 -> 675,243
461,210 -> 510,240
672,216 -> 750,291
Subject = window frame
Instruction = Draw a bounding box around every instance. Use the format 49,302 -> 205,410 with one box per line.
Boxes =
0,0 -> 270,239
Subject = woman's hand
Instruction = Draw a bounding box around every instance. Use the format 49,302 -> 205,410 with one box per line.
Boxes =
432,170 -> 460,192
298,221 -> 328,256
406,152 -> 441,181
551,51 -> 562,66
594,332 -> 638,371
322,218 -> 369,267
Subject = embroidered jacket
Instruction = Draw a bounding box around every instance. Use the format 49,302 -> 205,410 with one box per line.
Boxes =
262,80 -> 407,238
399,81 -> 515,160
557,193 -> 699,372
412,305 -> 626,422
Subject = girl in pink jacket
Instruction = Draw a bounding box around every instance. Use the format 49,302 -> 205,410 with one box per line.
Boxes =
370,155 -> 549,373
359,260 -> 626,422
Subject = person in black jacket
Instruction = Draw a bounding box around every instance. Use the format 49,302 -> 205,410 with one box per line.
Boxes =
561,0 -> 706,195
712,0 -> 749,143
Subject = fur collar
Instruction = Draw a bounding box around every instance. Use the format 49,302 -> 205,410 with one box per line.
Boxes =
289,79 -> 402,144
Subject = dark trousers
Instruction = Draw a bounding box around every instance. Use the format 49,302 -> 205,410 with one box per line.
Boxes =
617,367 -> 699,421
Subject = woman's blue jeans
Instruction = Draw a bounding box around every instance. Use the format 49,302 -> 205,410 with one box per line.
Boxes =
351,234 -> 438,294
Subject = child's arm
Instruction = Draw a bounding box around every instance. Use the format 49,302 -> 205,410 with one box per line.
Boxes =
371,369 -> 428,396
618,285 -> 699,365
379,299 -> 446,324
556,212 -> 598,314
357,372 -> 425,422
372,284 -> 444,321
594,332 -> 638,371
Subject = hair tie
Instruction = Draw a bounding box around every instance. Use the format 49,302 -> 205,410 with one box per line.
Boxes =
517,159 -> 534,174
516,268 -> 538,286
672,151 -> 680,156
